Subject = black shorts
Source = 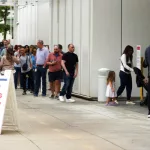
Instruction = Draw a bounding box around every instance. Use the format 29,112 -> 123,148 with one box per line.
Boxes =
48,71 -> 62,82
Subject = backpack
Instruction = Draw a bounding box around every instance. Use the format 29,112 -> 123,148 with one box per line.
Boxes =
22,56 -> 28,71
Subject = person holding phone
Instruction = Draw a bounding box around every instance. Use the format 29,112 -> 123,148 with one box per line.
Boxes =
46,45 -> 62,99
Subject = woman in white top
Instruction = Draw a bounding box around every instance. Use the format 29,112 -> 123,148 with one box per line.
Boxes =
117,45 -> 135,105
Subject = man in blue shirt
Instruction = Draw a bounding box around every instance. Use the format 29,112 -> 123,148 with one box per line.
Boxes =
34,40 -> 49,97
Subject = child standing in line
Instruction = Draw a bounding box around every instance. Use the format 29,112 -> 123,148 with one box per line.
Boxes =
106,71 -> 118,106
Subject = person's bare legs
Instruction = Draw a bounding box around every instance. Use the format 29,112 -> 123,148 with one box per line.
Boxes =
58,81 -> 61,94
106,97 -> 111,105
50,82 -> 55,96
55,80 -> 60,97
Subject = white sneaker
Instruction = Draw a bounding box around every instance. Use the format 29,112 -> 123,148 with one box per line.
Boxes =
66,99 -> 75,103
59,96 -> 65,102
126,101 -> 135,105
114,100 -> 119,104
148,114 -> 150,118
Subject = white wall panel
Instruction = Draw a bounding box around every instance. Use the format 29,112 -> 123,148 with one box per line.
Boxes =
65,0 -> 73,49
37,1 -> 50,45
80,0 -> 91,96
16,0 -> 150,98
26,5 -> 31,45
31,3 -> 36,44
72,0 -> 81,94
91,0 -> 121,97
58,0 -> 66,50
52,0 -> 58,46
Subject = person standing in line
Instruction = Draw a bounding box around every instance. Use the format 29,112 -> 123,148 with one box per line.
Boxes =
0,40 -> 8,59
0,40 -> 4,55
46,45 -> 62,99
25,45 -> 31,90
20,46 -> 34,95
117,45 -> 135,105
14,45 -> 23,89
0,47 -> 19,72
31,47 -> 37,92
58,44 -> 65,54
7,39 -> 13,48
59,44 -> 78,103
34,40 -> 49,97
58,44 -> 65,92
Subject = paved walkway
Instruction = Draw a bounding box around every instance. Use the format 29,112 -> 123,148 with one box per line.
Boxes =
0,90 -> 150,150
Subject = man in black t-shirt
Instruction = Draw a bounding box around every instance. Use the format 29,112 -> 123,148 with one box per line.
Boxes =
59,44 -> 78,103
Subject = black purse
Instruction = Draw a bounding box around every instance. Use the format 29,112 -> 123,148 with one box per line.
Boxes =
22,56 -> 28,71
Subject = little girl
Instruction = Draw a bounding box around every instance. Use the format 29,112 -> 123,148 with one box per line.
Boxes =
106,71 -> 118,106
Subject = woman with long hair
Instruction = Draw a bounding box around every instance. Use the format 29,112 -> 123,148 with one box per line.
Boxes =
117,45 -> 135,105
0,47 -> 19,72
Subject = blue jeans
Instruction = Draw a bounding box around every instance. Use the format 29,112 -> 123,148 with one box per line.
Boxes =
34,66 -> 47,96
14,67 -> 23,89
22,70 -> 34,92
60,73 -> 75,99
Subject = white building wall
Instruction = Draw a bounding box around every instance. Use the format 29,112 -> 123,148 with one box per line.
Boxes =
37,0 -> 50,45
16,0 -> 150,98
50,0 -> 91,96
91,0 -> 121,97
17,0 -> 37,45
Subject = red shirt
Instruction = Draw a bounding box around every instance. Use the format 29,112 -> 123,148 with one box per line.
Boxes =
47,53 -> 62,72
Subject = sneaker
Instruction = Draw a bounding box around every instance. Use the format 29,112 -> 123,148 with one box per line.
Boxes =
126,101 -> 135,105
49,94 -> 54,99
114,100 -> 119,104
59,96 -> 65,102
106,102 -> 117,106
66,99 -> 75,103
34,94 -> 38,97
148,112 -> 150,118
22,91 -> 26,95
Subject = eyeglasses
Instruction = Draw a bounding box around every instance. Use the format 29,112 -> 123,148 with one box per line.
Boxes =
71,47 -> 75,48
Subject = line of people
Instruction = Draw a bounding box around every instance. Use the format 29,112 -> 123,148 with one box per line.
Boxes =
0,40 -> 79,103
1,40 -> 150,117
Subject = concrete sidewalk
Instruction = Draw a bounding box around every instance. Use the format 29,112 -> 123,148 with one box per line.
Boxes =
0,90 -> 150,150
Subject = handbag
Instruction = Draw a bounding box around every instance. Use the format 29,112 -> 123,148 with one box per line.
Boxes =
22,56 -> 28,71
